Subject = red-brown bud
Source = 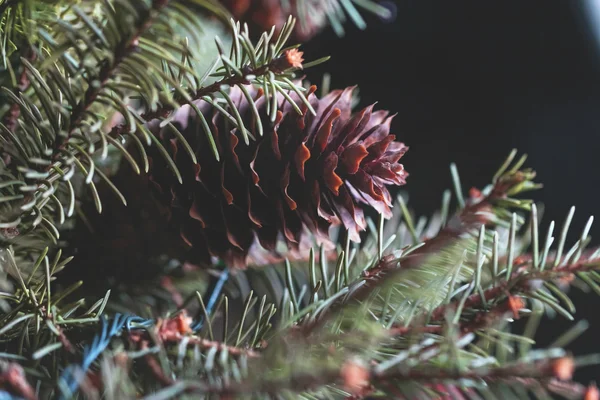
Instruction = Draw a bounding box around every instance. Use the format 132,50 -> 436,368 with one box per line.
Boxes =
340,360 -> 370,394
552,357 -> 575,380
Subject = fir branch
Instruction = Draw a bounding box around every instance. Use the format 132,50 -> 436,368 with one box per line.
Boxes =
301,168 -> 536,335
145,367 -> 345,397
2,153 -> 600,399
170,335 -> 259,358
0,9 -> 315,239
130,311 -> 260,358
373,367 -> 587,400
2,0 -> 599,397
120,48 -> 305,123
143,356 -> 580,399
389,296 -> 522,337
375,358 -> 572,382
60,0 -> 171,147
425,249 -> 600,324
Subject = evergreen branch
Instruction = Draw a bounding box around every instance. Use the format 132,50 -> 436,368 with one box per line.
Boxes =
3,151 -> 600,399
424,249 -> 600,325
143,356 -> 580,398
373,360 -> 581,398
119,47 -> 306,124
169,335 -> 260,358
300,166 -> 536,335
59,0 -> 170,147
1,0 -> 599,396
376,358 -> 568,381
0,7 -> 315,239
389,296 -> 522,337
130,311 -> 260,358
223,154 -> 597,398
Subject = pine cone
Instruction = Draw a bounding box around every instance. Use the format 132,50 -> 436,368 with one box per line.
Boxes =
147,85 -> 408,267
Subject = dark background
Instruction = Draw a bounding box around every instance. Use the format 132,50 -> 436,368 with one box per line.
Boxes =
304,0 -> 600,383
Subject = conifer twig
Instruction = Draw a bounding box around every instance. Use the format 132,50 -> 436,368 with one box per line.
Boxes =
302,171 -> 531,336
143,49 -> 303,119
145,356 -> 580,398
374,358 -> 573,381
114,49 -> 304,124
427,249 -> 600,323
389,296 -> 523,337
56,0 -> 170,151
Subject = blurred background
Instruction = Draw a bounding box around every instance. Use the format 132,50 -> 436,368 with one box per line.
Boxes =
304,0 -> 600,383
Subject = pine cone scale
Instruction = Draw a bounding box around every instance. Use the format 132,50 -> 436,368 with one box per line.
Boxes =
314,108 -> 341,154
323,152 -> 343,195
294,141 -> 311,180
340,142 -> 369,174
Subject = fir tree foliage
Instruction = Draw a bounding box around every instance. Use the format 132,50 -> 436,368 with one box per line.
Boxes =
0,0 -> 319,239
0,1 -> 599,399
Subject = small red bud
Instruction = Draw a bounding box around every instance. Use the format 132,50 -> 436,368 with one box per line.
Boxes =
340,360 -> 369,395
585,383 -> 599,400
552,357 -> 575,380
507,295 -> 525,319
271,49 -> 304,72
469,187 -> 483,199
156,311 -> 193,342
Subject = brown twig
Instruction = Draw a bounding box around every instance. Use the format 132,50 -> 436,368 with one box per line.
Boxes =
146,356 -> 582,399
374,358 -> 572,381
369,253 -> 599,390
379,378 -> 584,400
178,336 -> 260,358
301,170 -> 599,341
128,312 -> 260,359
389,295 -> 524,337
427,250 -> 600,324
113,49 -> 302,124
368,358 -> 582,400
